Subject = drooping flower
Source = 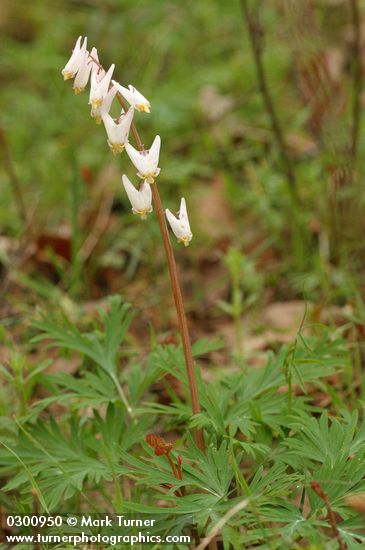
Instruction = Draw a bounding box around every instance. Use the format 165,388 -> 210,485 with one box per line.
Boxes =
89,63 -> 115,122
122,175 -> 152,219
61,36 -> 88,81
89,81 -> 117,125
101,107 -> 134,155
112,81 -> 150,113
73,51 -> 92,94
165,198 -> 193,246
125,135 -> 161,183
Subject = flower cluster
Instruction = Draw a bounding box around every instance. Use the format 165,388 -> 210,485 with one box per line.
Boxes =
62,36 -> 193,246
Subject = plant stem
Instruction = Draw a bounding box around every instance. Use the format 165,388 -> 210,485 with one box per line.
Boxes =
149,183 -> 204,450
69,149 -> 82,295
166,452 -> 179,480
110,372 -> 134,419
197,498 -> 250,550
240,0 -> 299,204
88,54 -> 205,449
310,482 -> 347,550
349,0 -> 362,163
114,91 -> 205,451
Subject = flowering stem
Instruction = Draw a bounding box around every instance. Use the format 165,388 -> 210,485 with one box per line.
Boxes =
113,93 -> 205,451
87,53 -> 204,449
150,184 -> 204,449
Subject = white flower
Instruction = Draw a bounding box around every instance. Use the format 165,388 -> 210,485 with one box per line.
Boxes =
89,63 -> 115,122
62,36 -> 88,81
101,107 -> 134,155
90,80 -> 117,124
125,135 -> 161,183
165,198 -> 193,246
88,46 -> 99,68
73,51 -> 92,94
112,81 -> 150,113
122,175 -> 152,219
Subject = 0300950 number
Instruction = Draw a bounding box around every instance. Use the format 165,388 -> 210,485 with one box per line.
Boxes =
7,515 -> 63,527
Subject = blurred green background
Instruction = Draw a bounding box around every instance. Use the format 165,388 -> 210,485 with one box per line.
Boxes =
1,0 -> 364,329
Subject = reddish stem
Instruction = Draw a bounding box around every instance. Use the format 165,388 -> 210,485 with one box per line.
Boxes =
89,52 -> 204,450
310,482 -> 346,550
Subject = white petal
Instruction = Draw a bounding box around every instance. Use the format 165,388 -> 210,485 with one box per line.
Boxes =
122,176 -> 152,213
89,47 -> 99,71
120,106 -> 134,126
166,198 -> 192,244
166,209 -> 186,240
102,85 -> 117,114
73,52 -> 92,92
74,36 -> 82,50
148,135 -> 161,171
179,198 -> 186,219
101,112 -> 116,141
127,85 -> 150,110
125,143 -> 144,174
89,65 -> 100,102
98,64 -> 115,98
116,107 -> 134,140
122,175 -> 141,208
62,36 -> 85,77
114,83 -> 131,101
113,81 -> 150,111
139,180 -> 152,209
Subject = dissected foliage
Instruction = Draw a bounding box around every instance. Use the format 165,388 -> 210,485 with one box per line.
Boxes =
0,298 -> 364,548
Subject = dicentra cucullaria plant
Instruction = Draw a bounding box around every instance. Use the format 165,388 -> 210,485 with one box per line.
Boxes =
61,36 -> 204,453
3,33 -> 365,550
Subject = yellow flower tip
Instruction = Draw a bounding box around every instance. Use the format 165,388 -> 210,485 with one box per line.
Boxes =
136,103 -> 150,113
145,171 -> 159,184
91,98 -> 103,109
133,207 -> 153,220
109,142 -> 124,155
95,116 -> 102,125
62,71 -> 74,81
178,236 -> 192,247
74,87 -> 83,95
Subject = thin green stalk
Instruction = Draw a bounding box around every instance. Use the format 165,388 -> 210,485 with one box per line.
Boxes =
110,372 -> 134,419
101,441 -> 124,512
0,441 -> 49,512
232,287 -> 244,358
349,0 -> 362,163
240,0 -> 299,204
229,439 -> 251,496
